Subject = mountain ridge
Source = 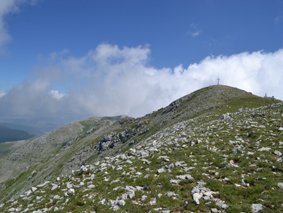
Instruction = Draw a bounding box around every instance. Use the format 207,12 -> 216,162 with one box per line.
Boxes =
0,85 -> 282,212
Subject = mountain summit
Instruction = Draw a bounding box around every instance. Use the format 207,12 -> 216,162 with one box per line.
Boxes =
0,85 -> 282,212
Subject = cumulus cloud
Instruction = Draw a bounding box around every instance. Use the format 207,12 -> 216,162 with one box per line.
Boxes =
1,44 -> 283,130
0,0 -> 39,52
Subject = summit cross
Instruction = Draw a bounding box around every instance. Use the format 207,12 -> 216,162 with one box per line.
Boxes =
217,77 -> 220,85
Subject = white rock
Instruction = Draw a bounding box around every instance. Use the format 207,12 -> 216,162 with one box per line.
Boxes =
203,191 -> 212,197
127,190 -> 135,199
170,179 -> 180,185
135,186 -> 144,191
166,192 -> 177,197
31,187 -> 37,192
81,165 -> 88,172
278,182 -> 283,189
90,174 -> 95,181
158,167 -> 166,173
247,151 -> 254,156
258,147 -> 271,151
36,181 -> 49,188
66,182 -> 73,188
251,204 -> 265,212
51,184 -> 58,191
141,195 -> 147,201
193,193 -> 202,205
149,197 -> 156,205
88,184 -> 95,189
98,198 -> 106,205
117,200 -> 125,207
274,150 -> 282,156
67,188 -> 75,195
176,174 -> 194,180
54,195 -> 61,199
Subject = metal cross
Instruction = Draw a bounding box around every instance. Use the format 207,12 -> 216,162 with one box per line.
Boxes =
217,77 -> 220,85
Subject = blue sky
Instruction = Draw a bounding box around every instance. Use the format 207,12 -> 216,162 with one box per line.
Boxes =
1,0 -> 283,130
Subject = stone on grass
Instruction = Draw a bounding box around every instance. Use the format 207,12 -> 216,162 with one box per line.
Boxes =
149,197 -> 156,205
88,184 -> 95,189
165,192 -> 177,197
258,147 -> 271,151
251,204 -> 265,213
51,184 -> 58,191
36,181 -> 50,188
158,167 -> 166,173
277,182 -> 283,189
274,150 -> 282,156
66,182 -> 72,188
67,188 -> 75,195
127,190 -> 135,199
247,151 -> 254,156
176,174 -> 194,180
193,193 -> 202,205
98,198 -> 106,205
117,200 -> 126,207
141,195 -> 147,201
31,187 -> 37,192
170,179 -> 180,185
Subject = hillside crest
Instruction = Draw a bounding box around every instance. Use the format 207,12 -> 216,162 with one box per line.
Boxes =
0,85 -> 282,212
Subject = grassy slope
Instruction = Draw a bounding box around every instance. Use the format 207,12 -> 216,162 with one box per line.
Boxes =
0,85 -> 280,206
1,101 -> 282,212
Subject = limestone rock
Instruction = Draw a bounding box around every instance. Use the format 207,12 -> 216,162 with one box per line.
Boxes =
251,204 -> 265,213
277,182 -> 283,189
193,193 -> 202,204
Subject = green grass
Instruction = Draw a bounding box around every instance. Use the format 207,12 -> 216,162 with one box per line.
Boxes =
1,86 -> 282,212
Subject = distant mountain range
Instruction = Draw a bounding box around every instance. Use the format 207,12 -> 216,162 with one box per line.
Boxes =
0,123 -> 44,136
0,116 -> 90,133
0,126 -> 36,143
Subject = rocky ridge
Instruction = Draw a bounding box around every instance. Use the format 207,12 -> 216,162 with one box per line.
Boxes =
0,85 -> 283,212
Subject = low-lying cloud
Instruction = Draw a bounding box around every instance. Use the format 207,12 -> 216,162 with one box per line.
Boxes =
1,44 -> 283,130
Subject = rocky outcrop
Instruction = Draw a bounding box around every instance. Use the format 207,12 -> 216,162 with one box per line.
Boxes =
98,128 -> 135,151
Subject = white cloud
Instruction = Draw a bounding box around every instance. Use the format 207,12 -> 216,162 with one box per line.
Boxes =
49,49 -> 69,61
1,44 -> 283,125
0,90 -> 6,98
190,30 -> 202,37
188,23 -> 202,37
50,90 -> 66,100
0,0 -> 39,52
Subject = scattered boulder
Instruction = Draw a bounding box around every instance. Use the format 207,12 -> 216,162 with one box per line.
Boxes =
251,204 -> 265,213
